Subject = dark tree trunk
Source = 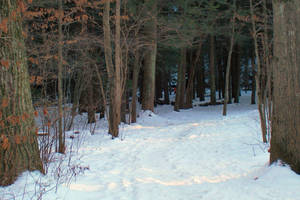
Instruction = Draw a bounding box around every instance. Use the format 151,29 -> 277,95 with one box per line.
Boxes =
218,55 -> 224,100
231,45 -> 241,103
186,43 -> 202,108
57,0 -> 65,153
163,70 -> 170,104
131,53 -> 140,123
270,0 -> 300,173
223,24 -> 235,116
174,48 -> 187,111
155,69 -> 162,103
251,52 -> 256,104
0,0 -> 44,186
209,35 -> 216,104
87,81 -> 96,124
121,91 -> 127,123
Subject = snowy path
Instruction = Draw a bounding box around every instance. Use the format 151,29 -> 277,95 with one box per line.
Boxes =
1,95 -> 300,200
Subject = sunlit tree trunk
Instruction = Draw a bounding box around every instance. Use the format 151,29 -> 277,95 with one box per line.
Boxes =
0,0 -> 44,186
103,0 -> 122,138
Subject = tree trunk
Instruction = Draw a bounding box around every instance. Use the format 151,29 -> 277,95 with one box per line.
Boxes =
250,0 -> 267,143
209,35 -> 216,105
142,0 -> 157,112
270,0 -> 300,173
218,55 -> 224,99
87,80 -> 96,124
198,53 -> 205,101
57,0 -> 65,153
186,43 -> 202,108
251,52 -> 256,104
223,3 -> 236,116
174,48 -> 187,111
232,45 -> 241,103
131,53 -> 140,123
0,0 -> 44,186
103,0 -> 122,138
163,70 -> 170,104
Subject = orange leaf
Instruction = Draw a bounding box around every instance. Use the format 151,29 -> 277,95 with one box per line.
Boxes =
22,136 -> 27,142
10,10 -> 17,21
34,110 -> 39,117
0,18 -> 8,33
15,135 -> 21,144
1,98 -> 9,108
1,136 -> 9,150
28,0 -> 33,4
1,59 -> 9,69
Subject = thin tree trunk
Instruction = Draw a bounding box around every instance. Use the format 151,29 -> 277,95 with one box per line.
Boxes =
223,2 -> 236,116
163,70 -> 170,104
87,80 -> 96,124
0,0 -> 44,186
199,53 -> 205,101
57,0 -> 65,153
250,0 -> 267,143
67,72 -> 84,130
209,35 -> 216,105
232,45 -> 241,103
131,53 -> 140,123
186,43 -> 202,108
103,0 -> 122,138
174,48 -> 187,111
251,52 -> 256,104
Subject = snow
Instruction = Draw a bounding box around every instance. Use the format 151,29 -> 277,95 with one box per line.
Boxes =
1,93 -> 300,200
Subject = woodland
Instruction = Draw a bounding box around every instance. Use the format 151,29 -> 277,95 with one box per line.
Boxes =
0,0 -> 300,198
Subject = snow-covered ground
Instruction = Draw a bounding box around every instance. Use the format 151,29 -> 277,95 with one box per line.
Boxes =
1,94 -> 300,200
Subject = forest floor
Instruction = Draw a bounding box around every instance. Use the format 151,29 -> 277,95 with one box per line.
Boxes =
1,93 -> 300,200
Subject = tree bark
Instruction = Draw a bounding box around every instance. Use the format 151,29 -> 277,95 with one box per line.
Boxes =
209,35 -> 216,105
231,45 -> 241,103
0,0 -> 44,186
250,0 -> 267,143
270,0 -> 300,173
57,0 -> 65,153
174,48 -> 187,111
251,52 -> 256,104
131,53 -> 140,123
103,0 -> 122,138
142,0 -> 157,112
186,43 -> 202,108
223,15 -> 236,116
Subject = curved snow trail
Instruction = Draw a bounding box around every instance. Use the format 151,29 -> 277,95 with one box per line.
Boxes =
1,95 -> 300,200
54,98 -> 299,200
